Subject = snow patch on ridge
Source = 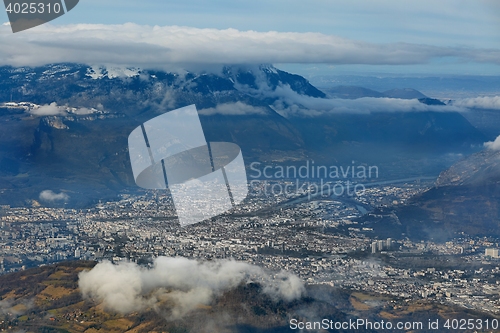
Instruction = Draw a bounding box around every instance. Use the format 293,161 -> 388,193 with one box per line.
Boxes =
86,66 -> 141,79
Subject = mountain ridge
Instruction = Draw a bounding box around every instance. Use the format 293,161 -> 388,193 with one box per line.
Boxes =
0,63 -> 489,208
322,86 -> 430,100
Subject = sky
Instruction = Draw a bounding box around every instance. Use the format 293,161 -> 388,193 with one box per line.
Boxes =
1,0 -> 499,76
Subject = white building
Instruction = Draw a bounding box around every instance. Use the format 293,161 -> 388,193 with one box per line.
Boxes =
485,248 -> 499,258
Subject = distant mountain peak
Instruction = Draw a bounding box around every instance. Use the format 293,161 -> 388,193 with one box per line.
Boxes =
322,86 -> 429,100
383,88 -> 427,99
418,97 -> 446,106
323,85 -> 385,99
222,64 -> 325,98
258,64 -> 279,74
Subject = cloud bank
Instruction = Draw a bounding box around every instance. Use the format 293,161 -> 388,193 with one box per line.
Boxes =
1,24 -> 499,69
485,135 -> 500,151
79,257 -> 304,319
29,103 -> 99,117
30,102 -> 65,116
452,96 -> 500,110
258,85 -> 459,116
39,190 -> 70,203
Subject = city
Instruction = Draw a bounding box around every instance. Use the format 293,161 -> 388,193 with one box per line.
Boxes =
1,179 -> 500,318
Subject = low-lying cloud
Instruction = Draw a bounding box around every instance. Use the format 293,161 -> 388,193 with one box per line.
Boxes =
0,24 -> 499,69
193,73 -> 463,116
186,83 -> 466,117
485,135 -> 500,151
29,103 -> 99,117
262,85 -> 459,116
72,107 -> 94,115
0,299 -> 33,317
452,96 -> 500,110
30,102 -> 65,116
39,190 -> 70,203
78,257 -> 304,319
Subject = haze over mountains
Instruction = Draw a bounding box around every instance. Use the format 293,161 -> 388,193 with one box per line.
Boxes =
0,63 -> 494,208
322,86 -> 428,100
311,74 -> 500,99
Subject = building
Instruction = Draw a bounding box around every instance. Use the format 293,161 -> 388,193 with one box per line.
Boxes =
386,238 -> 392,249
485,248 -> 499,258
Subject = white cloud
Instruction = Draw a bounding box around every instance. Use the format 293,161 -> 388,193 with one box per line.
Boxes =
485,135 -> 500,151
29,103 -> 98,116
30,102 -> 65,116
262,85 -> 460,117
193,80 -> 467,117
72,107 -> 94,115
0,24 -> 499,69
79,257 -> 305,319
199,102 -> 268,116
39,190 -> 70,202
452,96 -> 500,110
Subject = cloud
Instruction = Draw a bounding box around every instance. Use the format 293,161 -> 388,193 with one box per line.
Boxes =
196,79 -> 468,117
452,96 -> 500,110
30,103 -> 99,116
30,102 -> 66,116
0,24 -> 499,69
79,257 -> 305,319
195,70 -> 465,117
199,102 -> 268,116
0,299 -> 33,317
39,190 -> 70,203
262,271 -> 304,302
261,85 -> 461,117
485,135 -> 500,151
71,107 -> 94,115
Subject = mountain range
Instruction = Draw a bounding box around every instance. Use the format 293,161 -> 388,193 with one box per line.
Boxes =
322,86 -> 428,100
0,63 -> 490,207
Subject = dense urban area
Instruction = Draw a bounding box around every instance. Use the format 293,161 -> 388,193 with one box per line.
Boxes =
1,179 -> 500,317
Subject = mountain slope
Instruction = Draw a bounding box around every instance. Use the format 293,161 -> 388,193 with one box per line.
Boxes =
360,148 -> 500,241
322,86 -> 385,99
383,88 -> 427,99
321,86 -> 429,100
